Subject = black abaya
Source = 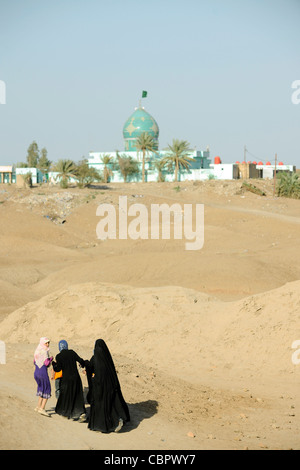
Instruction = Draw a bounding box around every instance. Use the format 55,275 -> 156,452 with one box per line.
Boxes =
52,349 -> 86,419
86,339 -> 130,433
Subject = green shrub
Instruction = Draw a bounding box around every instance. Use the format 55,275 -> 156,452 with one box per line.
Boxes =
276,172 -> 300,199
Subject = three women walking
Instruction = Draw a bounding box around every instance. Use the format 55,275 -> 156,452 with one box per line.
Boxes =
33,337 -> 130,433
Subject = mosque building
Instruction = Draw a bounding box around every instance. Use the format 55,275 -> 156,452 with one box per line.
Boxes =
123,104 -> 159,152
8,95 -> 295,186
87,98 -> 212,182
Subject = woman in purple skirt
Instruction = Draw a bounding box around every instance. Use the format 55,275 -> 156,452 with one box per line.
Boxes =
33,337 -> 53,417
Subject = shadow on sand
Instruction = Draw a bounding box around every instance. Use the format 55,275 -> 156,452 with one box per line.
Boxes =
48,396 -> 158,434
117,399 -> 158,433
86,184 -> 112,191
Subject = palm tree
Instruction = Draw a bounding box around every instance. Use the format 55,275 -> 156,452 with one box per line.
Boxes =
101,154 -> 113,183
116,152 -> 140,183
161,139 -> 194,182
154,158 -> 166,182
136,132 -> 158,183
54,159 -> 76,188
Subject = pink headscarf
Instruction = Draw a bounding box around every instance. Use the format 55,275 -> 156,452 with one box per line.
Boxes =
34,337 -> 50,368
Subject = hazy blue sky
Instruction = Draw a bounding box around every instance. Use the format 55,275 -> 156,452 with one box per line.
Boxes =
0,0 -> 299,167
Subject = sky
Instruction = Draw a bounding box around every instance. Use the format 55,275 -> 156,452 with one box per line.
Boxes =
0,0 -> 299,168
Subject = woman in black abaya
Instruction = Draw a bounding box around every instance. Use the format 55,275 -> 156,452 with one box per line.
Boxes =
86,339 -> 130,433
52,340 -> 86,421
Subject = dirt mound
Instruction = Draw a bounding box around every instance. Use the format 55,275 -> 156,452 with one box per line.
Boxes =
1,280 -> 299,384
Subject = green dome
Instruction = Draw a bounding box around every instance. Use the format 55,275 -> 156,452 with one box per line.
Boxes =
123,106 -> 159,151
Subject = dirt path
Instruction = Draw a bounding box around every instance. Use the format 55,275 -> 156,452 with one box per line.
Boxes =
0,343 -> 299,451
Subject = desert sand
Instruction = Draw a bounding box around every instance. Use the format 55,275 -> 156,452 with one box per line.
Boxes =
0,179 -> 299,450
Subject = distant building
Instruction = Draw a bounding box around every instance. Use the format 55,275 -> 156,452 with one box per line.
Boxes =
256,162 -> 296,179
0,166 -> 14,184
15,167 -> 44,186
88,104 -> 212,182
1,102 -> 295,185
88,103 -> 295,182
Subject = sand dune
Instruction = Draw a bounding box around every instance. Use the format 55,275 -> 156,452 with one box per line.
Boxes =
0,180 -> 299,450
1,279 -> 299,383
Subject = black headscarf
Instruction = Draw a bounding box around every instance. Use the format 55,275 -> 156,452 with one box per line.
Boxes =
93,339 -> 121,390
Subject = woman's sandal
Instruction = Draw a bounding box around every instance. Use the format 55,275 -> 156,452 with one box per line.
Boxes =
38,408 -> 50,417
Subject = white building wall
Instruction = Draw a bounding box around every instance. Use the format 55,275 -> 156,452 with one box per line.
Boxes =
256,164 -> 295,179
88,149 -> 201,164
181,169 -> 214,181
16,167 -> 38,184
88,149 -> 213,182
210,163 -> 237,180
88,151 -> 295,183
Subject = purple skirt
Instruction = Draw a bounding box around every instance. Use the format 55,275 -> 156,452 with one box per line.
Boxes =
34,364 -> 51,399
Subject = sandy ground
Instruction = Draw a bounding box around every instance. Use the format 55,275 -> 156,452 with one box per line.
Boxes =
0,179 -> 299,451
